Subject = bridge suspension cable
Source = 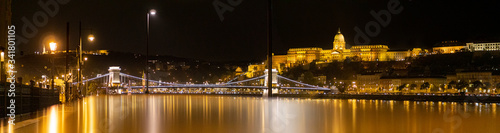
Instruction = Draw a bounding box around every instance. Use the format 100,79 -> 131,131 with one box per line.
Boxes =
119,73 -> 175,85
72,73 -> 110,85
276,75 -> 332,90
224,75 -> 267,85
226,72 -> 248,84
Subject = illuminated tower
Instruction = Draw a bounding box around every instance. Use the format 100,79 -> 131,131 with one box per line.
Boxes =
108,66 -> 121,87
333,28 -> 346,50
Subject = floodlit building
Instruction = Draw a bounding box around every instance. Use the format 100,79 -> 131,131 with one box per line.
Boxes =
356,73 -> 382,91
466,42 -> 500,52
432,41 -> 466,54
456,71 -> 494,83
246,64 -> 266,78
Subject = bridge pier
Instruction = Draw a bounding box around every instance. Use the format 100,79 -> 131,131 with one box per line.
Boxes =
108,66 -> 121,87
263,69 -> 278,97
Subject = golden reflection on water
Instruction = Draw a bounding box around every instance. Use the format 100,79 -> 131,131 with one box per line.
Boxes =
4,95 -> 500,133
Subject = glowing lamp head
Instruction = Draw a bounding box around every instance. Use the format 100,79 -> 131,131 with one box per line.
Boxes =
150,9 -> 156,15
1,52 -> 4,62
49,42 -> 57,51
88,34 -> 95,41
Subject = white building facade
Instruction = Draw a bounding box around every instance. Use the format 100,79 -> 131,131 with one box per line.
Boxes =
466,42 -> 500,52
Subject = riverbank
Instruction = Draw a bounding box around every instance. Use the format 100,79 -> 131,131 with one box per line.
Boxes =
275,94 -> 500,103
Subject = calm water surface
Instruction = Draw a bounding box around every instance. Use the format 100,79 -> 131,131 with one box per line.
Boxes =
3,95 -> 499,133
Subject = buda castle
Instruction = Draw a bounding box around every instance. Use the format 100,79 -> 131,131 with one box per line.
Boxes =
272,29 -> 425,68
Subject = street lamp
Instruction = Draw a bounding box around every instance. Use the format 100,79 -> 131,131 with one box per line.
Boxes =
150,9 -> 156,15
88,34 -> 95,42
49,42 -> 57,53
49,42 -> 57,90
78,22 -> 95,97
145,9 -> 156,94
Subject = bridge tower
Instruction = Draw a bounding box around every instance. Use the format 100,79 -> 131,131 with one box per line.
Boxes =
108,66 -> 121,87
264,69 -> 278,96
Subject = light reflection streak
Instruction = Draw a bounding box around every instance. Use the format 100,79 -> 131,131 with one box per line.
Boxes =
493,104 -> 497,118
61,104 -> 64,133
49,106 -> 58,133
352,99 -> 357,132
148,96 -> 159,133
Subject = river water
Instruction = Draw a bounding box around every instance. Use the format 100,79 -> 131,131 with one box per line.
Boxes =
4,95 -> 499,133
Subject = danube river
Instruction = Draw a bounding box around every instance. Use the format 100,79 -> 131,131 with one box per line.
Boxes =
4,95 -> 499,133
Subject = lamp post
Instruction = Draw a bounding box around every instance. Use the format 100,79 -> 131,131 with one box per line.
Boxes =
49,42 -> 57,90
145,9 -> 156,94
267,0 -> 273,97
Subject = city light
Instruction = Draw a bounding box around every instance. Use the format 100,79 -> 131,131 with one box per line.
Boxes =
49,42 -> 57,51
150,9 -> 156,15
88,34 -> 95,41
1,52 -> 4,62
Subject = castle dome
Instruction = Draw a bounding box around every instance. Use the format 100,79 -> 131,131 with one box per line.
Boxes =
333,28 -> 346,50
334,28 -> 345,43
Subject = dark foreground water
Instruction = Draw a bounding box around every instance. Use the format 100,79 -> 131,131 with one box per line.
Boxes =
2,95 -> 499,133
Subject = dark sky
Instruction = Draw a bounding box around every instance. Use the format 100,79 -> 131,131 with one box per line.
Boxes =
12,0 -> 500,61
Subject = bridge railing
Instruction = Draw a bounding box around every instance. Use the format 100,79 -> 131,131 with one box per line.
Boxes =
0,83 -> 60,119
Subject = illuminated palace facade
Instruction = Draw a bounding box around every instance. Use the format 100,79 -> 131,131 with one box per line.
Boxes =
272,29 -> 423,68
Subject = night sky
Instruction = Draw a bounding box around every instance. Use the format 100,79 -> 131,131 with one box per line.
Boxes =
12,0 -> 500,61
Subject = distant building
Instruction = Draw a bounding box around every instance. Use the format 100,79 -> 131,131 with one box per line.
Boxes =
466,42 -> 500,52
356,73 -> 382,90
354,73 -> 447,92
42,50 -> 109,55
235,67 -> 243,76
317,75 -> 327,85
247,64 -> 266,78
432,41 -> 466,54
454,71 -> 500,84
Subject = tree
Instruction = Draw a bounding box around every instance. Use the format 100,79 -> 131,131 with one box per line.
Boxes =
439,84 -> 446,92
302,72 -> 317,85
87,83 -> 100,95
430,85 -> 440,92
421,82 -> 430,90
496,83 -> 500,93
447,81 -> 457,89
397,84 -> 408,92
484,82 -> 492,89
471,80 -> 483,93
335,82 -> 348,93
456,81 -> 468,92
409,84 -> 417,90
